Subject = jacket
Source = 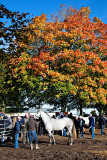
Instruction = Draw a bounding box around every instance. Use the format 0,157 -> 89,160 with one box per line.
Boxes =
26,118 -> 37,131
14,120 -> 21,133
22,118 -> 29,131
79,119 -> 85,127
89,116 -> 95,127
100,116 -> 105,125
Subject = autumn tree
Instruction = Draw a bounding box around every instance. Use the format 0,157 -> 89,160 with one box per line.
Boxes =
8,5 -> 107,113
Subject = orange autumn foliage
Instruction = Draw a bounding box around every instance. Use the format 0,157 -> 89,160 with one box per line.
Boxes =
9,6 -> 107,106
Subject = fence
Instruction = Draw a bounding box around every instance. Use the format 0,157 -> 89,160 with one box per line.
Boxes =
0,119 -> 13,142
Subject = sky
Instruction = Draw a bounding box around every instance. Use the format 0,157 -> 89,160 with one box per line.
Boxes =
1,0 -> 107,23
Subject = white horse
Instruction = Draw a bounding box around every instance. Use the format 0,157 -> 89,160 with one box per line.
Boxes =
35,110 -> 76,145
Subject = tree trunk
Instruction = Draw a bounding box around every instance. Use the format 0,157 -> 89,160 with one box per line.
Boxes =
61,96 -> 66,112
61,104 -> 66,112
1,101 -> 5,113
79,103 -> 83,116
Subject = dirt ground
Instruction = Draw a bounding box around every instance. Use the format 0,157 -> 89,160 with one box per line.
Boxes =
0,128 -> 107,160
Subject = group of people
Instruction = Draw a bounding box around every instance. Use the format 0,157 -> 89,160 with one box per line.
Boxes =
13,112 -> 106,149
74,113 -> 106,139
14,114 -> 40,149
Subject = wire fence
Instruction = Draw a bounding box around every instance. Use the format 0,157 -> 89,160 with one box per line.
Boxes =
0,119 -> 13,142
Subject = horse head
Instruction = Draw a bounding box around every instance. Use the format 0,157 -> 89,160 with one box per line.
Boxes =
34,109 -> 42,119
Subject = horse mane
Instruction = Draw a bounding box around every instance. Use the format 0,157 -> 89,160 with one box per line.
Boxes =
42,111 -> 50,117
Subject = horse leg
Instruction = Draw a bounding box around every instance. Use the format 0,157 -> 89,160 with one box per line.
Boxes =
67,133 -> 70,145
49,132 -> 52,145
70,130 -> 73,145
67,130 -> 73,145
51,131 -> 56,145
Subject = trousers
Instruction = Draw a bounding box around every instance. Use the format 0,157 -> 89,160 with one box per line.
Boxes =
91,127 -> 95,139
22,130 -> 29,144
28,131 -> 38,144
14,133 -> 19,148
80,126 -> 83,138
101,125 -> 104,135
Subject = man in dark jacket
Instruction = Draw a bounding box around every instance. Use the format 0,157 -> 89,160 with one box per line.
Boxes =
14,116 -> 21,148
26,115 -> 40,149
74,116 -> 79,138
89,114 -> 95,139
79,116 -> 85,138
22,113 -> 29,145
99,114 -> 105,135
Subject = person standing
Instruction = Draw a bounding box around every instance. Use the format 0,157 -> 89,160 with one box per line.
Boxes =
79,116 -> 85,138
38,117 -> 44,135
89,114 -> 95,139
99,114 -> 105,136
26,115 -> 40,150
74,116 -> 79,138
22,113 -> 29,145
14,116 -> 21,148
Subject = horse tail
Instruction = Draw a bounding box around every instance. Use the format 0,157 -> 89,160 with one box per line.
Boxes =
72,121 -> 76,138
